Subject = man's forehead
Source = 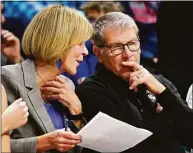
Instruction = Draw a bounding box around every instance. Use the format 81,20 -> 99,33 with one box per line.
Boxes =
103,26 -> 137,44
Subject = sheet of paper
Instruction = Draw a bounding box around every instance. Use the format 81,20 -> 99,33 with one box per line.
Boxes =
78,112 -> 152,152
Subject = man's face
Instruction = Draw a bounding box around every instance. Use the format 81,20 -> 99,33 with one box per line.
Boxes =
87,10 -> 105,23
98,27 -> 141,81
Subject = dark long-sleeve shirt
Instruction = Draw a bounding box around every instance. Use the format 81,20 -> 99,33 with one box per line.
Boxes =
76,63 -> 193,153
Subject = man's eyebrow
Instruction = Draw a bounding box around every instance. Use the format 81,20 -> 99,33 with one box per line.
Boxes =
108,38 -> 139,45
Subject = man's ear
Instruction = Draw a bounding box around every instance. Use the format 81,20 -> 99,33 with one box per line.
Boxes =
93,45 -> 103,62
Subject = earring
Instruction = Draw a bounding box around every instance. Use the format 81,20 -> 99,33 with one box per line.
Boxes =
56,59 -> 62,70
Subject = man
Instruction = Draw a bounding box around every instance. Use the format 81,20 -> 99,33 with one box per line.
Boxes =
76,12 -> 193,153
70,2 -> 123,86
80,1 -> 123,23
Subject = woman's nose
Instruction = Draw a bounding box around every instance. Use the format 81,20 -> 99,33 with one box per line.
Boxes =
82,45 -> 89,56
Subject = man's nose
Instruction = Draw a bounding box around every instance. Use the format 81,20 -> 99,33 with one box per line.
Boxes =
122,45 -> 133,59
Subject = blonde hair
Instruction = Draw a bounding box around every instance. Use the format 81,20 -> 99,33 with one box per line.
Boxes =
22,4 -> 93,65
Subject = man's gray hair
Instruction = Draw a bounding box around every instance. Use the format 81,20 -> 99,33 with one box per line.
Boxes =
93,12 -> 139,46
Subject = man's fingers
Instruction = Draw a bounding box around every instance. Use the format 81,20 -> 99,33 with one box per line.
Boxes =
129,70 -> 143,85
122,61 -> 143,71
130,69 -> 143,78
129,77 -> 145,90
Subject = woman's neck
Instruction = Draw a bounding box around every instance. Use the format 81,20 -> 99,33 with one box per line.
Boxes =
35,60 -> 60,87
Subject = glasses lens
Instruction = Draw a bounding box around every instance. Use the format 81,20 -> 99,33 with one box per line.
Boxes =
111,44 -> 123,55
128,40 -> 140,51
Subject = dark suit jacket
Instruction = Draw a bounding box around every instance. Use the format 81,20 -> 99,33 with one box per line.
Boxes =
1,59 -> 81,153
76,63 -> 193,153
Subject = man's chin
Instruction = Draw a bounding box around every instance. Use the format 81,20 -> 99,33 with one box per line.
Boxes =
119,72 -> 131,81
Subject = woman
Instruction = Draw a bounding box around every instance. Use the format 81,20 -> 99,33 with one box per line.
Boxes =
1,84 -> 29,152
1,4 -> 93,153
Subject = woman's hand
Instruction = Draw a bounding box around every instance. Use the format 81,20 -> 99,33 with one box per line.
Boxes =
37,129 -> 82,152
2,98 -> 29,134
41,76 -> 82,115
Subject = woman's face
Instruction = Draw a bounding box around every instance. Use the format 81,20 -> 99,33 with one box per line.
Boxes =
61,42 -> 88,75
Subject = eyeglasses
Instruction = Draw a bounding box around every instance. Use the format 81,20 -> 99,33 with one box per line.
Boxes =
97,39 -> 140,55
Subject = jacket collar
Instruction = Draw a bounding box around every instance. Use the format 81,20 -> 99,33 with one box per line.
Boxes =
21,59 -> 55,133
21,59 -> 37,89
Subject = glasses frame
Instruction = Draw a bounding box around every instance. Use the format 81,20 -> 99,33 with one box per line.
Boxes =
97,39 -> 140,55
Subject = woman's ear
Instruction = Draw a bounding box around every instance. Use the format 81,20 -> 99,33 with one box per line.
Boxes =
93,45 -> 103,63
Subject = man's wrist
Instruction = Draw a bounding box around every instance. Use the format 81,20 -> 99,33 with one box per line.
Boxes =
155,84 -> 166,95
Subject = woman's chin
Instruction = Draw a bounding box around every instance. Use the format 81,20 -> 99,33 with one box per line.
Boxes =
67,68 -> 77,75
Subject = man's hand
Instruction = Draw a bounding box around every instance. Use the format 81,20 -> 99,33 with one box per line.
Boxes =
41,76 -> 82,115
1,29 -> 21,63
122,61 -> 166,95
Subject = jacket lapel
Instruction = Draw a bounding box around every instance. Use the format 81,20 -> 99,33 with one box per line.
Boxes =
22,59 -> 55,133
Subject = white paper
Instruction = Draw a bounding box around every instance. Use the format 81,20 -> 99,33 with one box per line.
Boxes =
78,112 -> 152,152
